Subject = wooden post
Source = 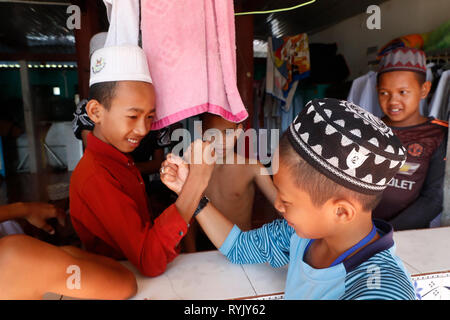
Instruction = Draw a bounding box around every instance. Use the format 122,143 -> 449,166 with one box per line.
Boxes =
19,61 -> 42,173
235,12 -> 254,130
235,7 -> 254,159
74,0 -> 102,99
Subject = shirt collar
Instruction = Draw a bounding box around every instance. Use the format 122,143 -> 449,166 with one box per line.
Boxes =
343,219 -> 395,272
86,132 -> 133,165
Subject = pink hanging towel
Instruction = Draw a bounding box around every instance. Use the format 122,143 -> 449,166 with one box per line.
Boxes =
141,0 -> 248,130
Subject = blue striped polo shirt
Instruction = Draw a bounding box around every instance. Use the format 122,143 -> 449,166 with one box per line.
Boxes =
219,219 -> 416,300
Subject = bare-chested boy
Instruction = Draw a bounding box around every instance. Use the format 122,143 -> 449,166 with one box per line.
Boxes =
180,113 -> 277,252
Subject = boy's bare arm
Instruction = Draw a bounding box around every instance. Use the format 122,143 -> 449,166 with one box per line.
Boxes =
161,140 -> 215,224
0,202 -> 26,222
161,148 -> 234,249
0,235 -> 137,300
175,171 -> 210,224
254,163 -> 278,205
0,202 -> 66,234
195,203 -> 234,249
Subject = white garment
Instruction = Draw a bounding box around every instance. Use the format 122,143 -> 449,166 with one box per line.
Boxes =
89,32 -> 108,56
0,220 -> 24,238
347,71 -> 383,118
103,0 -> 140,47
420,63 -> 434,116
428,70 -> 450,121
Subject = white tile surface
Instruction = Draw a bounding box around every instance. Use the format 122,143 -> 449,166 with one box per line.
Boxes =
124,261 -> 181,300
394,227 -> 450,274
122,251 -> 256,300
401,260 -> 422,276
58,228 -> 450,300
161,251 -> 256,300
241,263 -> 288,296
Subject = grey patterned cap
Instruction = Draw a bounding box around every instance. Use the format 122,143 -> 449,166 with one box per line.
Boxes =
287,98 -> 407,195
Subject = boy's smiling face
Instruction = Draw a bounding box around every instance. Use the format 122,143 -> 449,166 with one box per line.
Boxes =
88,81 -> 156,153
377,71 -> 430,127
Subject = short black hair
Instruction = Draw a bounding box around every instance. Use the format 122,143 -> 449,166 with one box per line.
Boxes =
199,112 -> 245,129
88,81 -> 118,110
278,132 -> 383,212
376,70 -> 426,87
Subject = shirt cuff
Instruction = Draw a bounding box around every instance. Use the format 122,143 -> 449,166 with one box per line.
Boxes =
154,203 -> 189,243
219,224 -> 242,256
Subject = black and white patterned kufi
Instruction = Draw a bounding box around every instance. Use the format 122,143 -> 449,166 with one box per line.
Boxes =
287,98 -> 407,195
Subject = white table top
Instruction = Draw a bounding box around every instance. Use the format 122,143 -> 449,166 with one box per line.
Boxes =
393,226 -> 450,275
55,226 -> 450,300
126,251 -> 288,300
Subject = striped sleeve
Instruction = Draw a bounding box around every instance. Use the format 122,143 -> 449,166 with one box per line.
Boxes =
341,251 -> 416,300
219,218 -> 295,268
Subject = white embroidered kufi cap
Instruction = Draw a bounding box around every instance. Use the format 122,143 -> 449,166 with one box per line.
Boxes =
89,45 -> 153,87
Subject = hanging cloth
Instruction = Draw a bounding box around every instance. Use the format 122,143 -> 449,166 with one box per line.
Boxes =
140,0 -> 248,130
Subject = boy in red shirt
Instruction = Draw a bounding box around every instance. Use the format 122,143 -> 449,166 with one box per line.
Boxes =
70,45 -> 214,277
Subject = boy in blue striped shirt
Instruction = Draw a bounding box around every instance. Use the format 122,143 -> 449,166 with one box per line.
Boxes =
161,98 -> 416,300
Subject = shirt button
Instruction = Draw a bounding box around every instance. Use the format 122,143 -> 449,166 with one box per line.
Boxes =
179,231 -> 184,236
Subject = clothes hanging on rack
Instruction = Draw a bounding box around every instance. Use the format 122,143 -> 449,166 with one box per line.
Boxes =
428,70 -> 450,121
141,0 -> 248,130
261,89 -> 306,135
347,71 -> 383,118
281,92 -> 304,133
266,34 -> 310,111
421,63 -> 435,116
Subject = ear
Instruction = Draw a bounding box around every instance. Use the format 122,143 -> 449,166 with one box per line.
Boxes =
420,81 -> 432,99
273,193 -> 286,216
329,198 -> 357,224
85,99 -> 104,124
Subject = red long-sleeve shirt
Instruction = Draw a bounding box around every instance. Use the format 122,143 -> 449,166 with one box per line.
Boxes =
69,133 -> 188,277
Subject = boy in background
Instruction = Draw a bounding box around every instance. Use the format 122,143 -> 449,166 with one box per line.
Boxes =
162,98 -> 416,300
180,113 -> 278,252
70,45 -> 215,277
373,47 -> 448,230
